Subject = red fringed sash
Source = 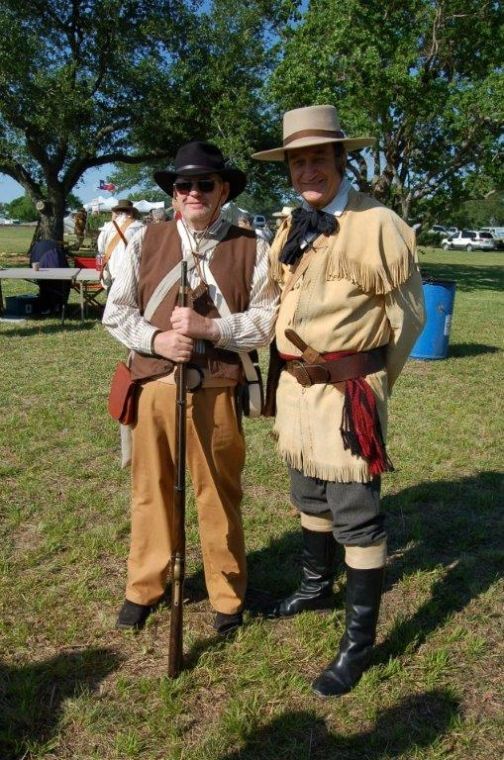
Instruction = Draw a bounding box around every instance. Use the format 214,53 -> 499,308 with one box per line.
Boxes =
280,349 -> 394,476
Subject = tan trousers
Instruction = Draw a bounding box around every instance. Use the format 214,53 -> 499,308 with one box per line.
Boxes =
126,380 -> 247,614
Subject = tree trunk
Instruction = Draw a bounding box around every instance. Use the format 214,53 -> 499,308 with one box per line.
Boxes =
36,188 -> 66,242
400,195 -> 411,222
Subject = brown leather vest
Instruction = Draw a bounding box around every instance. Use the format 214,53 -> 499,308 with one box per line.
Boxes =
130,220 -> 257,382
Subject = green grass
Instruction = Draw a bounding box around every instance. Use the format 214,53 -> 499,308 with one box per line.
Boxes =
0,225 -> 35,260
0,247 -> 503,759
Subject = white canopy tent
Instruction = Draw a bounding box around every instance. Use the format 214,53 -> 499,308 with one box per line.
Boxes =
82,197 -> 165,213
133,200 -> 165,213
83,196 -> 118,212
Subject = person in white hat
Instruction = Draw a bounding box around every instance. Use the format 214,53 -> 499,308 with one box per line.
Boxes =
97,199 -> 145,290
254,105 -> 425,697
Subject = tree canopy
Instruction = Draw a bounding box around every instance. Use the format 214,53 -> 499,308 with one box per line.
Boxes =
5,192 -> 82,222
267,0 -> 504,222
0,1 -> 502,236
0,1 -> 192,236
0,0 -> 293,237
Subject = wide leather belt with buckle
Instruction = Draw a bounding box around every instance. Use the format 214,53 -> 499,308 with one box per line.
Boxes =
285,346 -> 387,388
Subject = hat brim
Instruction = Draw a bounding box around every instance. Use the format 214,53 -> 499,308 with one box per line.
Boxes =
154,167 -> 247,201
252,135 -> 375,161
111,204 -> 139,216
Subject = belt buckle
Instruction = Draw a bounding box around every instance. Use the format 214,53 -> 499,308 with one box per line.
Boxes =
292,360 -> 312,388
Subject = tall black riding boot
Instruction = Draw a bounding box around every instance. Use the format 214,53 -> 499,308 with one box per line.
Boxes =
312,564 -> 384,697
271,528 -> 337,617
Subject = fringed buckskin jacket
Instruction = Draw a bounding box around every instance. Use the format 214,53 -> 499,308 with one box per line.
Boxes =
270,188 -> 425,483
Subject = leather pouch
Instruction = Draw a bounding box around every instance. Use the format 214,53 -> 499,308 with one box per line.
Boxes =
108,361 -> 138,425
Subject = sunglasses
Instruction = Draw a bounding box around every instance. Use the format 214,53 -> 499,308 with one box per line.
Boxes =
174,179 -> 217,194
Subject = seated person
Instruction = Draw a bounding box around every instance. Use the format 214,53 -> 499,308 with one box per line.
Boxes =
29,240 -> 70,315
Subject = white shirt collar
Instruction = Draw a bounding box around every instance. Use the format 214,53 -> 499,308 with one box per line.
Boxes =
301,177 -> 351,217
176,214 -> 229,259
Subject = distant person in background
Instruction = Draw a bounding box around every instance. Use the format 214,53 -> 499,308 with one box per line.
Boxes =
151,208 -> 167,223
97,199 -> 144,290
29,239 -> 70,315
254,225 -> 273,243
272,206 -> 294,229
170,196 -> 182,221
73,208 -> 87,248
237,213 -> 253,230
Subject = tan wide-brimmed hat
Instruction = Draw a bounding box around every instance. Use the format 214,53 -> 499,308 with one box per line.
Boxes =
272,206 -> 295,218
112,199 -> 137,214
252,105 -> 375,161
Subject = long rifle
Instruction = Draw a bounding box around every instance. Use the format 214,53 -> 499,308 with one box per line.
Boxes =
168,260 -> 188,678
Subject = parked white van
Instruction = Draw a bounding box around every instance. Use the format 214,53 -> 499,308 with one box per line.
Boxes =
480,227 -> 504,239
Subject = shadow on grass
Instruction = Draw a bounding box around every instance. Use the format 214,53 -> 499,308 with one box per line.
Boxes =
184,632 -> 228,671
0,320 -> 97,337
177,529 -> 309,615
418,261 -> 504,292
140,471 -> 501,673
241,472 -> 501,664
0,647 -> 122,760
219,690 -> 459,760
378,471 -> 503,661
447,342 -> 501,358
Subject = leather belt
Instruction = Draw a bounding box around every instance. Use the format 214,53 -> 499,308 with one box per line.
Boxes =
284,346 -> 387,388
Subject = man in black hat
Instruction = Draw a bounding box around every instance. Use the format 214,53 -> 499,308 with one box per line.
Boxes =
103,141 -> 278,635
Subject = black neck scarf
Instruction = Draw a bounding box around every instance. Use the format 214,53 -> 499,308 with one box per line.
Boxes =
280,207 -> 337,266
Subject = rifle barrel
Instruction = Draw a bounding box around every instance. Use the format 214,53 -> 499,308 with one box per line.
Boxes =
168,260 -> 188,678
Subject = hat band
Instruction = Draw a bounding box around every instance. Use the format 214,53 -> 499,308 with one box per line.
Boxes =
176,163 -> 223,174
283,128 -> 346,147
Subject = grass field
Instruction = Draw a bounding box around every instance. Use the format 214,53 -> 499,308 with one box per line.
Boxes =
0,225 -> 35,263
0,239 -> 503,759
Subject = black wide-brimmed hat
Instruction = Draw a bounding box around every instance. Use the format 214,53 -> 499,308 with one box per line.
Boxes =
154,141 -> 247,201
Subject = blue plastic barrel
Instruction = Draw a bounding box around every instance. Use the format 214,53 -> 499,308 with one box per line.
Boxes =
410,279 -> 456,360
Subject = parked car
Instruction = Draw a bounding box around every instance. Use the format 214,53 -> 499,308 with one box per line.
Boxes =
441,229 -> 496,251
477,231 -> 503,250
480,226 -> 504,240
445,226 -> 459,236
252,214 -> 266,228
427,224 -> 447,234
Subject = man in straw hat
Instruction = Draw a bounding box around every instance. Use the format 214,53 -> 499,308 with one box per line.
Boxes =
253,105 -> 425,697
97,199 -> 144,290
103,141 -> 278,636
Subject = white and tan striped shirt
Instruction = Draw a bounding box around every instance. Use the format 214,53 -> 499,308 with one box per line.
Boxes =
102,218 -> 279,355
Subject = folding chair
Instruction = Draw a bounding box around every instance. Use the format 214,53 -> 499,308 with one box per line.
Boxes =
71,256 -> 106,316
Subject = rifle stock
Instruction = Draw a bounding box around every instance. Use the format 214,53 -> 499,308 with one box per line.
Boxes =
168,261 -> 188,678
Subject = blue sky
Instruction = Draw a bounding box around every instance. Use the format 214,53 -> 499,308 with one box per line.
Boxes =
0,164 -> 116,205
